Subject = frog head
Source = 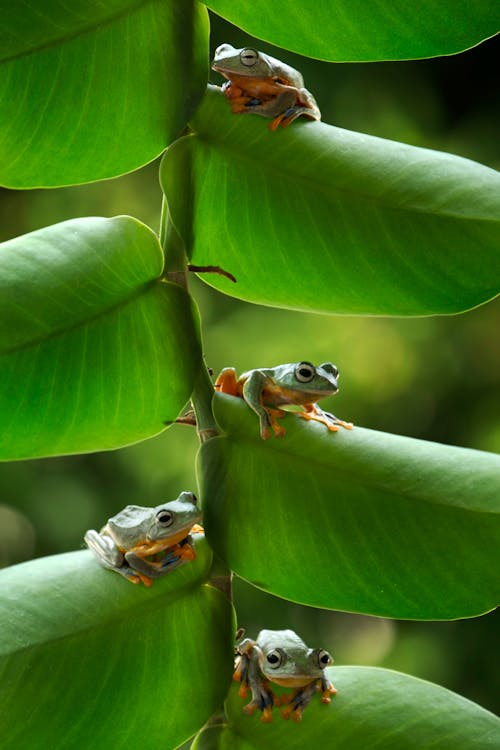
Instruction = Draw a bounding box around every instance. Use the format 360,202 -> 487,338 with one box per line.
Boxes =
212,43 -> 304,88
212,44 -> 276,78
256,629 -> 333,687
107,491 -> 200,549
270,361 -> 340,401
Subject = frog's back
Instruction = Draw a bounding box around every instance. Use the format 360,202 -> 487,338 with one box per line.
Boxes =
107,505 -> 150,535
266,55 -> 304,88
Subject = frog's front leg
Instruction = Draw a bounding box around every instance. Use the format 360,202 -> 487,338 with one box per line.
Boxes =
220,80 -> 264,114
242,371 -> 285,439
280,680 -> 318,722
234,640 -> 275,722
84,529 -> 144,584
320,674 -> 338,703
167,537 -> 198,563
299,403 -> 353,432
124,545 -> 183,583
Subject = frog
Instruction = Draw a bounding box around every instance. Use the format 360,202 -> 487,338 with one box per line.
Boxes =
212,43 -> 321,130
84,491 -> 203,587
234,629 -> 337,722
214,361 -> 353,439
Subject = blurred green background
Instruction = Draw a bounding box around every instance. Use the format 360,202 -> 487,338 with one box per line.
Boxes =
0,13 -> 498,715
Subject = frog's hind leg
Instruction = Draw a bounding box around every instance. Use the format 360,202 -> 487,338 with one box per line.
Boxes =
270,90 -> 321,130
84,529 -> 124,570
84,530 -> 145,584
269,106 -> 308,130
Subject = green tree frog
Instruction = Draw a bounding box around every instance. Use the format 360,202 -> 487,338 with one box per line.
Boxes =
214,361 -> 353,439
234,629 -> 337,722
212,43 -> 321,130
84,492 -> 202,586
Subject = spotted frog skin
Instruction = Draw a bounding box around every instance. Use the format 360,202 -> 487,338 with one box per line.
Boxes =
214,361 -> 353,439
234,629 -> 337,722
84,492 -> 203,586
212,44 -> 321,130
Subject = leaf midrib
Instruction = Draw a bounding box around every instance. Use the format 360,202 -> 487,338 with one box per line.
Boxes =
0,0 -> 152,65
0,278 -> 160,357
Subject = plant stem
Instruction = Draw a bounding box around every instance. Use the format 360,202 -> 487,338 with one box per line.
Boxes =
160,168 -> 230,601
160,196 -> 219,441
160,196 -> 188,289
191,363 -> 219,442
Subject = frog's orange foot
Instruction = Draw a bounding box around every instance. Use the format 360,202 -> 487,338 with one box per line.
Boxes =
271,424 -> 286,438
221,81 -> 244,99
233,668 -> 242,683
280,705 -> 302,721
242,702 -> 258,716
238,684 -> 249,698
261,706 -> 273,723
269,106 -> 310,131
265,407 -> 287,439
299,407 -> 353,433
261,422 -> 286,440
269,115 -> 285,132
330,418 -> 353,431
282,695 -> 306,721
179,544 -> 196,561
130,571 -> 153,587
190,523 -> 204,535
322,681 -> 337,703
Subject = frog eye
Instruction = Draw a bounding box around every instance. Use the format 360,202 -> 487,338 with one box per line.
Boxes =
156,509 -> 174,527
266,649 -> 283,668
294,361 -> 316,383
320,362 -> 339,379
239,48 -> 259,67
317,649 -> 333,668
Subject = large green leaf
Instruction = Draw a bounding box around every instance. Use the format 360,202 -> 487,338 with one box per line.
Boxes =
161,88 -> 500,316
0,0 -> 208,187
193,667 -> 500,749
0,216 -> 202,460
0,537 -> 234,750
206,1 -> 500,61
199,393 -> 500,619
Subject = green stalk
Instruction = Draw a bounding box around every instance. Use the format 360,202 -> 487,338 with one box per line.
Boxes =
160,196 -> 188,288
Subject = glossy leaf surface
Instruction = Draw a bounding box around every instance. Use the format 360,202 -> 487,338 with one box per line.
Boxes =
193,667 -> 500,749
200,393 -> 500,619
0,216 -> 202,460
0,537 -> 234,750
206,1 -> 500,61
0,0 -> 208,187
162,88 -> 500,316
